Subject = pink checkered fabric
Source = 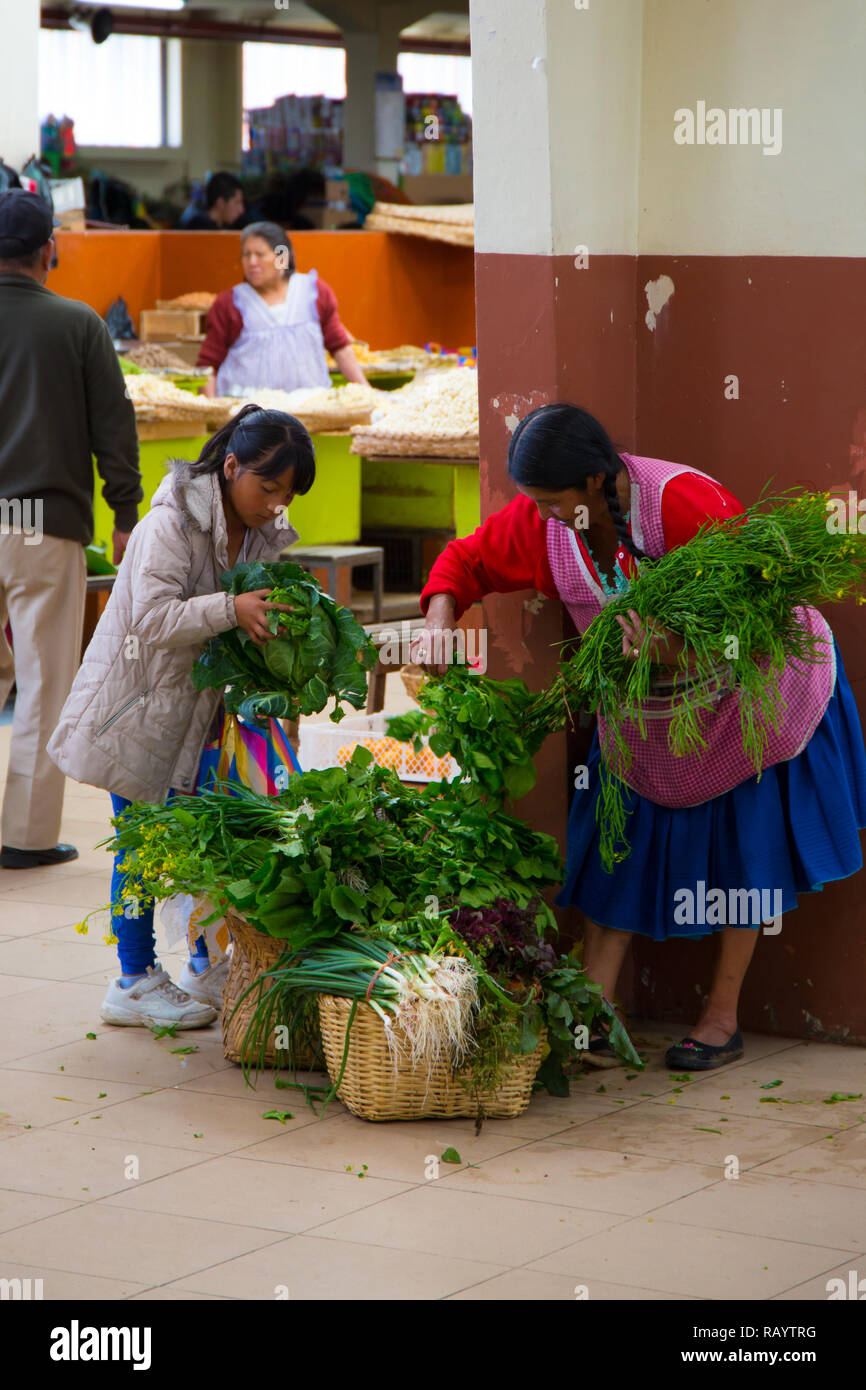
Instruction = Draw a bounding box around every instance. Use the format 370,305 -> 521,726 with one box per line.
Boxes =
546,453 -> 836,808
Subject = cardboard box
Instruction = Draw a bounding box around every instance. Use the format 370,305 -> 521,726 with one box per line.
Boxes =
140,308 -> 205,340
401,174 -> 473,205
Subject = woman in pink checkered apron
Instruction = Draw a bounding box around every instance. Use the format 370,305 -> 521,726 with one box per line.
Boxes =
418,405 -> 866,1071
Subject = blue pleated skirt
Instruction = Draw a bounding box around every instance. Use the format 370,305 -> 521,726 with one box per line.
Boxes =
556,641 -> 866,940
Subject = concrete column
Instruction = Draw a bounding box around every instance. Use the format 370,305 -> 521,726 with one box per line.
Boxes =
1,0 -> 40,170
469,0 -> 643,862
342,31 -> 379,172
181,39 -> 243,178
470,0 -> 866,1042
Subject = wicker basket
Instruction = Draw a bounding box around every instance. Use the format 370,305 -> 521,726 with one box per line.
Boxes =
399,663 -> 427,702
317,994 -> 545,1122
222,912 -> 320,1069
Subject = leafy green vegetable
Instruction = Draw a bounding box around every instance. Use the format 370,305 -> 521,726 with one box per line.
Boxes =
387,666 -> 548,804
104,754 -> 564,949
536,491 -> 866,869
441,1147 -> 462,1164
262,1109 -> 294,1123
191,560 -> 378,724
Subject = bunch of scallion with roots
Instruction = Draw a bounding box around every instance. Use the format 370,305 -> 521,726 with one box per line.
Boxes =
535,491 -> 866,870
236,936 -> 480,1108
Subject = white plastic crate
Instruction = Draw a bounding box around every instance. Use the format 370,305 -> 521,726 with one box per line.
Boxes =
297,712 -> 460,782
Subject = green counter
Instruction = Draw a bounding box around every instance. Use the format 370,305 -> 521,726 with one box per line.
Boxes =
361,455 -> 480,536
93,427 -> 361,553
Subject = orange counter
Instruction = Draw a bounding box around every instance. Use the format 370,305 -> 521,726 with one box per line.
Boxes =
51,229 -> 476,350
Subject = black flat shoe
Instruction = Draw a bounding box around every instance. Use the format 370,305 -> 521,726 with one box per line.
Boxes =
0,843 -> 79,869
664,1030 -> 744,1070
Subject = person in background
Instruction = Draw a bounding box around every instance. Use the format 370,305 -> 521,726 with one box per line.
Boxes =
198,221 -> 366,396
177,172 -> 245,231
0,190 -> 141,869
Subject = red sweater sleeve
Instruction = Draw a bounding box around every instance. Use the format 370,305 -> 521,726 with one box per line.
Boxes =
316,277 -> 352,355
660,472 -> 745,549
420,494 -> 557,619
197,289 -> 242,370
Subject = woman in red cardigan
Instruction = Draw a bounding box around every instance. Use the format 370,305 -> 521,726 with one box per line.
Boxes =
199,221 -> 365,397
416,404 -> 866,1071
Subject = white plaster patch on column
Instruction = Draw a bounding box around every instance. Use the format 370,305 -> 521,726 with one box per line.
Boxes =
524,593 -> 546,614
505,412 -> 522,434
493,397 -> 500,408
644,274 -> 675,331
611,310 -> 614,322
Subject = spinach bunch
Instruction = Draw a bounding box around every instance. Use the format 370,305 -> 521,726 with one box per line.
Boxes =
191,560 -> 378,724
386,666 -> 548,803
107,751 -> 564,951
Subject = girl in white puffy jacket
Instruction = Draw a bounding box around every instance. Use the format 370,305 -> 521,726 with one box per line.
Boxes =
49,405 -> 314,1028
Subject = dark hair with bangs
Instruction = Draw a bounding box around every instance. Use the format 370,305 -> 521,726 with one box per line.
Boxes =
190,403 -> 315,494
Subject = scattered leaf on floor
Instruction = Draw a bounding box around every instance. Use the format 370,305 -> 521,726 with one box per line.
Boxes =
262,1110 -> 293,1124
441,1147 -> 461,1164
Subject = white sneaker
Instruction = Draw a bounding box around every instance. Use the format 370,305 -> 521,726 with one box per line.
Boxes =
101,965 -> 218,1028
178,955 -> 231,1010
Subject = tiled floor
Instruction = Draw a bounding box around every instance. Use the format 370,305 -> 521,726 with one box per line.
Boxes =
1,699 -> 864,1301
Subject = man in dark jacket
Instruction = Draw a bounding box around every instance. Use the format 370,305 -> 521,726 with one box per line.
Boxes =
177,172 -> 245,230
0,190 -> 142,869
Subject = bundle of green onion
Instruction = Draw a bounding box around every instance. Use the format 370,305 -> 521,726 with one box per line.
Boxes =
238,935 -> 479,1100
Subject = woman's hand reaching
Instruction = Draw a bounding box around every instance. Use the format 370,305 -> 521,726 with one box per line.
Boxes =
615,608 -> 686,667
234,590 -> 295,646
410,593 -> 458,676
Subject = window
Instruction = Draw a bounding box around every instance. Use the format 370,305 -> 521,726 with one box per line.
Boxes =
243,42 -> 347,132
398,53 -> 473,116
39,30 -> 182,148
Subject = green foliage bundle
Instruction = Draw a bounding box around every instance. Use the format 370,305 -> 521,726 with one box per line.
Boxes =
386,666 -> 549,802
191,560 -> 378,724
105,750 -> 564,951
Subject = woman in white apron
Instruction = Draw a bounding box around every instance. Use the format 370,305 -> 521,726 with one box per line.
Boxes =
200,221 -> 365,396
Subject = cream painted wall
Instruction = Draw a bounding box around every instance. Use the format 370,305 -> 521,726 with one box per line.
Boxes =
471,0 -> 865,258
1,0 -> 40,169
639,0 -> 866,256
469,0 -> 644,256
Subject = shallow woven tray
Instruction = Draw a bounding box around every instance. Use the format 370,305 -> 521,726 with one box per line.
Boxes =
365,213 -> 474,247
317,994 -> 545,1122
369,200 -> 474,227
222,911 -> 319,1069
350,432 -> 479,459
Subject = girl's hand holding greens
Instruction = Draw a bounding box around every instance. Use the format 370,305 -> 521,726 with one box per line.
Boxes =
234,589 -> 295,646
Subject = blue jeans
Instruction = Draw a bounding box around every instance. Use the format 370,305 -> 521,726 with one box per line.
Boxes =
110,793 -> 209,976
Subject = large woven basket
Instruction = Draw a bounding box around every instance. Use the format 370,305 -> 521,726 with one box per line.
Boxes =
317,994 -> 545,1122
222,912 -> 320,1069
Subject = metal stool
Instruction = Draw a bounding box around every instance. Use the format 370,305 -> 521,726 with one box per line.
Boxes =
286,544 -> 384,623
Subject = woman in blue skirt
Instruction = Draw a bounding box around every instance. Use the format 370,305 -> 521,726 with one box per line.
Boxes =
416,405 -> 866,1070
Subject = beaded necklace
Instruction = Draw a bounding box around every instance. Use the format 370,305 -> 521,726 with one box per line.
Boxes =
586,508 -> 632,597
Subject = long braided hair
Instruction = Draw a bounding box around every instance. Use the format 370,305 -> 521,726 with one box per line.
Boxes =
507,403 -> 645,561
